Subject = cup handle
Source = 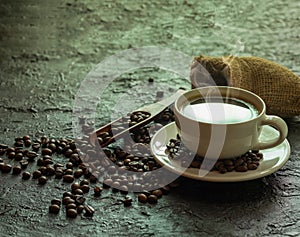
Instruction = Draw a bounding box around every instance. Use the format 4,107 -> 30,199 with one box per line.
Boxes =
253,115 -> 288,150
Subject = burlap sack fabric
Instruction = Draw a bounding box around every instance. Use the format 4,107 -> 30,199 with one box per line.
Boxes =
191,55 -> 300,118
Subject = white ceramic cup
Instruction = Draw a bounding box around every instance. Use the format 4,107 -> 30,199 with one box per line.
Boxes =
174,86 -> 288,159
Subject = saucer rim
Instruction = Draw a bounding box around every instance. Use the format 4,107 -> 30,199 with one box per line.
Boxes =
150,122 -> 291,182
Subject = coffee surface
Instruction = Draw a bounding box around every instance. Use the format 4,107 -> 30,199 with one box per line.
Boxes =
182,97 -> 258,124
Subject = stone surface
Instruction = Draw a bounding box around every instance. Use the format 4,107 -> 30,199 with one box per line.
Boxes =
0,0 -> 299,236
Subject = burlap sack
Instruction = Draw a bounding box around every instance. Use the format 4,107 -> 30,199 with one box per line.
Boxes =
191,55 -> 300,118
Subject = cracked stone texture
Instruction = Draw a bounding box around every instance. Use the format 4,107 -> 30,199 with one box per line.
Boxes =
0,0 -> 299,236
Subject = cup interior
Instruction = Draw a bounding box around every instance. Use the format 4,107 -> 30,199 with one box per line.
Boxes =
175,87 -> 265,125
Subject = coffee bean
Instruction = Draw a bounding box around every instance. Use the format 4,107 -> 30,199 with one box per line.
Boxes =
23,135 -> 31,141
81,184 -> 90,193
66,203 -> 77,210
46,165 -> 55,176
247,163 -> 258,170
7,152 -> 15,159
48,143 -> 56,152
73,169 -> 83,178
66,162 -> 73,169
123,197 -> 132,207
63,174 -> 74,183
32,143 -> 41,152
71,182 -> 81,191
74,188 -> 84,195
64,149 -> 73,158
84,205 -> 95,217
94,186 -> 102,197
38,166 -> 47,175
64,169 -> 73,175
26,151 -> 38,161
51,199 -> 61,206
24,140 -> 32,147
22,171 -> 31,180
152,189 -> 163,198
55,169 -> 64,179
63,191 -> 73,198
42,148 -> 52,156
66,208 -> 77,218
14,152 -> 23,161
77,205 -> 84,214
49,204 -> 60,214
2,164 -> 12,173
75,196 -> 85,205
80,179 -> 89,186
138,193 -> 148,203
148,195 -> 158,204
0,144 -> 8,149
89,174 -> 98,183
62,196 -> 75,205
236,165 -> 248,172
38,176 -> 47,185
12,166 -> 22,175
0,149 -> 5,156
14,141 -> 24,147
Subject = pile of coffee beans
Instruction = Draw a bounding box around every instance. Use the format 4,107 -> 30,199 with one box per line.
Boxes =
0,108 -> 179,219
165,136 -> 263,173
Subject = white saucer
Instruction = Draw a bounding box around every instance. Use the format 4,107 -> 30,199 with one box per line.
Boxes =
150,122 -> 291,182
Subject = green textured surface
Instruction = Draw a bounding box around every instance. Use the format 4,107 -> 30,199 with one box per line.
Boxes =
0,1 -> 299,236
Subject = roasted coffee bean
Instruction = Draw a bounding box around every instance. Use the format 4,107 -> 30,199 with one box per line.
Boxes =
65,162 -> 73,169
138,194 -> 148,203
38,166 -> 47,175
66,208 -> 77,218
0,144 -> 8,149
2,164 -> 12,173
247,163 -> 258,170
123,197 -> 132,207
48,143 -> 56,152
63,191 -> 74,198
24,140 -> 32,147
38,176 -> 47,185
32,143 -> 41,152
14,152 -> 23,161
66,203 -> 77,210
84,205 -> 95,217
89,174 -> 97,183
152,189 -> 163,198
71,182 -> 81,191
42,148 -> 52,156
6,147 -> 15,154
81,184 -> 90,193
49,204 -> 60,214
12,166 -> 22,175
23,135 -> 31,141
94,186 -> 102,197
63,174 -> 74,183
75,196 -> 85,205
26,151 -> 38,161
51,199 -> 61,206
77,205 -> 84,214
62,196 -> 75,205
148,195 -> 158,204
74,188 -> 84,195
0,149 -> 5,156
80,179 -> 89,186
55,169 -> 64,179
73,169 -> 83,178
64,149 -> 73,158
63,168 -> 73,175
7,152 -> 15,159
14,141 -> 24,147
22,171 -> 31,180
46,165 -> 55,176
236,165 -> 248,172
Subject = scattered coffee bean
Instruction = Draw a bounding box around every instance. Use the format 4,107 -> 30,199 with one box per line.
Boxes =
94,186 -> 102,197
84,205 -> 95,217
0,144 -> 8,149
66,203 -> 77,210
152,189 -> 163,198
80,179 -> 89,186
62,196 -> 75,205
74,188 -> 84,195
123,197 -> 132,207
77,205 -> 84,214
71,182 -> 81,191
2,164 -> 12,173
147,195 -> 158,204
12,166 -> 22,175
38,176 -> 47,185
14,152 -> 23,161
138,193 -> 148,203
32,170 -> 42,179
22,171 -> 31,180
63,174 -> 74,183
49,204 -> 60,214
66,208 -> 77,218
51,199 -> 61,206
7,152 -> 15,159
